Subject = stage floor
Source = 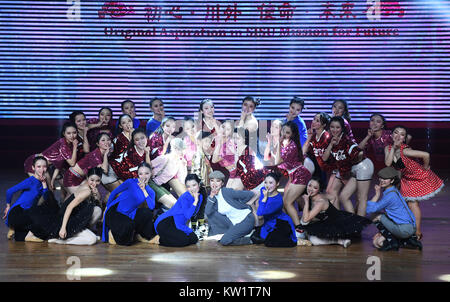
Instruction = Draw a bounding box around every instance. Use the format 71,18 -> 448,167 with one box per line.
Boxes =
0,169 -> 449,282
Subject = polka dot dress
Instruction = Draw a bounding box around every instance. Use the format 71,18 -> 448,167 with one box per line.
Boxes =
393,144 -> 444,202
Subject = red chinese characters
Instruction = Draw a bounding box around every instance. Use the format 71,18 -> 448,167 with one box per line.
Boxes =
98,1 -> 135,19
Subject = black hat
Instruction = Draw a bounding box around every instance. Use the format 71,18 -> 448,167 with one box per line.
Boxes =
377,167 -> 400,179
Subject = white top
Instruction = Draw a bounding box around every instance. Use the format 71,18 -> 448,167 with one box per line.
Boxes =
217,189 -> 251,225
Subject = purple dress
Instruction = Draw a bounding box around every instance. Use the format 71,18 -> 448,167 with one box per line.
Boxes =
24,138 -> 74,174
278,140 -> 311,185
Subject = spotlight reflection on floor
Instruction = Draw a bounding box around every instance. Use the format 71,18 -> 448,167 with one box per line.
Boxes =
67,268 -> 115,278
150,252 -> 203,265
249,270 -> 296,280
438,274 -> 450,282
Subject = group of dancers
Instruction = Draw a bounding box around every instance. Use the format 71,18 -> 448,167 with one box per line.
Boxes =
3,97 -> 445,251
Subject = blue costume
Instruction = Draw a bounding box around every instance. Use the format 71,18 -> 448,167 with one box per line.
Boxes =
5,176 -> 48,227
102,178 -> 155,244
256,187 -> 297,246
146,118 -> 161,137
155,191 -> 203,236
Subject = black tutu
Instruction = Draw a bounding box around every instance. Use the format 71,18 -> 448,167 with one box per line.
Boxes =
29,194 -> 95,240
299,201 -> 371,239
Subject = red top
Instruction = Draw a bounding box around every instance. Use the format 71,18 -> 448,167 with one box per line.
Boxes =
309,130 -> 335,172
111,146 -> 146,181
41,138 -> 74,170
329,134 -> 361,179
148,132 -> 165,160
236,147 -> 267,190
77,148 -> 103,174
364,130 -> 393,172
111,132 -> 130,160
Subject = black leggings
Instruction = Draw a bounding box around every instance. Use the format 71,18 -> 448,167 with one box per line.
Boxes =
264,219 -> 297,248
156,216 -> 198,247
7,206 -> 32,241
105,204 -> 156,246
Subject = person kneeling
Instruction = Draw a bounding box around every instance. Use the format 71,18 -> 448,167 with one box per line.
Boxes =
154,174 -> 206,247
102,163 -> 157,246
366,167 -> 422,251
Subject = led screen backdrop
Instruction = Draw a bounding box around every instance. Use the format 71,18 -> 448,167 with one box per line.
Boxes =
0,0 -> 449,121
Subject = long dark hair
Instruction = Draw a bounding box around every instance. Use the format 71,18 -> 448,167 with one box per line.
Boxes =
332,100 -> 351,122
283,121 -> 303,162
185,173 -> 207,204
329,116 -> 347,136
60,121 -> 77,138
128,128 -> 147,151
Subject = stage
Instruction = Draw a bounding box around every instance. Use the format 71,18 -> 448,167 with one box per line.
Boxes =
0,169 -> 449,283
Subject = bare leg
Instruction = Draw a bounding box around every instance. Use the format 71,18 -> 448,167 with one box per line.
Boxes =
103,180 -> 122,193
339,178 -> 357,214
158,194 -> 177,209
355,180 -> 371,216
248,185 -> 263,227
326,174 -> 341,209
283,182 -> 307,226
227,178 -> 244,190
168,178 -> 187,197
408,201 -> 422,238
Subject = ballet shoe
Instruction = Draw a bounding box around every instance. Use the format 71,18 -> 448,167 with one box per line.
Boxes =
7,228 -> 14,240
25,232 -> 44,243
108,230 -> 116,245
136,234 -> 151,243
341,239 -> 351,248
297,238 -> 313,246
148,235 -> 160,245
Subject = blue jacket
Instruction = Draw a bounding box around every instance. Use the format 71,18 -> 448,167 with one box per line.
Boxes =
154,191 -> 203,235
366,186 -> 416,226
257,187 -> 297,243
146,118 -> 161,137
102,178 -> 155,242
5,176 -> 49,227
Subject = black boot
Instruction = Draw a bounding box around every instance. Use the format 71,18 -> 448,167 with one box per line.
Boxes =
399,236 -> 423,251
375,222 -> 399,251
250,227 -> 265,244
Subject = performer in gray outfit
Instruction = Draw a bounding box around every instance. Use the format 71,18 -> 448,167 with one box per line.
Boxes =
205,170 -> 256,245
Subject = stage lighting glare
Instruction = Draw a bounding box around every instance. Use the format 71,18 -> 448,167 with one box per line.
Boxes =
249,270 -> 296,280
438,274 -> 450,282
150,252 -> 203,265
69,268 -> 115,277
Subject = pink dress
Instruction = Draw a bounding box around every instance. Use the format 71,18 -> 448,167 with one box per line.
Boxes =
278,140 -> 311,185
24,138 -> 74,174
183,135 -> 197,168
390,144 -> 444,202
218,139 -> 239,179
151,155 -> 187,186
